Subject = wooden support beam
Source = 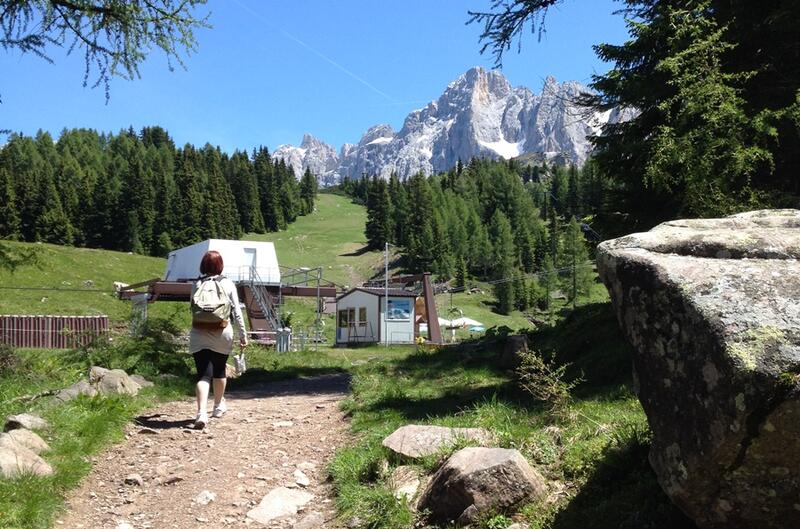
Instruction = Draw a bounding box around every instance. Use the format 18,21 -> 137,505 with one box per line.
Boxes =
422,273 -> 443,344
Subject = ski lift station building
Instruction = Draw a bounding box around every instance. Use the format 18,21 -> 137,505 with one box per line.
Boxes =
335,288 -> 418,345
165,239 -> 281,285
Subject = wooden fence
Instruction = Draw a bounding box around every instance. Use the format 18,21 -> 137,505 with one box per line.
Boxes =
0,315 -> 109,349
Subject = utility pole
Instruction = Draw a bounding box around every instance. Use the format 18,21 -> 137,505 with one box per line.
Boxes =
384,241 -> 389,347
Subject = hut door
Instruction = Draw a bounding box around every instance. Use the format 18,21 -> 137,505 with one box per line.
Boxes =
244,248 -> 257,281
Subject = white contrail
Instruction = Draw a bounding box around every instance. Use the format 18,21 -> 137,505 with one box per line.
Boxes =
230,0 -> 398,104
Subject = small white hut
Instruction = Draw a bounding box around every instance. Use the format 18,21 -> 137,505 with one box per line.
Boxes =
164,239 -> 281,285
335,287 -> 417,345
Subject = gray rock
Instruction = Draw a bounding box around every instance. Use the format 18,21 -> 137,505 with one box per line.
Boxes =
129,374 -> 154,388
293,469 -> 310,487
0,429 -> 50,455
56,379 -> 97,402
418,447 -> 546,525
382,424 -> 493,459
293,511 -> 325,529
596,209 -> 800,529
346,516 -> 363,529
0,445 -> 53,477
4,413 -> 49,432
193,489 -> 216,505
387,465 -> 422,503
124,473 -> 144,486
89,366 -> 141,396
499,334 -> 528,369
246,487 -> 313,523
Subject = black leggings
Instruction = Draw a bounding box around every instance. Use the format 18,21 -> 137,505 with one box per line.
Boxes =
193,349 -> 229,383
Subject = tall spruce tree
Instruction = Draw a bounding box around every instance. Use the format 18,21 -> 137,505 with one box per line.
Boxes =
299,167 -> 318,215
0,168 -> 21,239
489,210 -> 516,315
561,217 -> 594,307
365,177 -> 393,249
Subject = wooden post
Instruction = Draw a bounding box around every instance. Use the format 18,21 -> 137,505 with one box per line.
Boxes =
422,273 -> 442,344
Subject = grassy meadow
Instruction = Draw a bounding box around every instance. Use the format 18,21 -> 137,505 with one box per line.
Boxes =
244,192 -> 385,287
329,300 -> 697,529
0,242 -> 169,323
0,192 -> 691,529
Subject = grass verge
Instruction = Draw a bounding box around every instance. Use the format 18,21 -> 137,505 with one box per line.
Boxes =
328,300 -> 697,529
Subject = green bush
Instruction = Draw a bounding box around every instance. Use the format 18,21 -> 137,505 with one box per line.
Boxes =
0,342 -> 24,375
516,347 -> 582,423
67,316 -> 191,378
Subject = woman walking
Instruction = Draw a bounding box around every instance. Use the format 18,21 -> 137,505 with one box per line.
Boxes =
189,250 -> 248,429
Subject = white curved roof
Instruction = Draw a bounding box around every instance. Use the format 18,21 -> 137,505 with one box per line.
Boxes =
165,239 -> 281,285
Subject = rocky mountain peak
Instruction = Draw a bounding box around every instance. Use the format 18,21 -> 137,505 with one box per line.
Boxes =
300,133 -> 327,149
359,124 -> 395,146
271,67 -> 632,184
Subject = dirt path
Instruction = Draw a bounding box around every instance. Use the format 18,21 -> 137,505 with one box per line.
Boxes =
57,374 -> 351,529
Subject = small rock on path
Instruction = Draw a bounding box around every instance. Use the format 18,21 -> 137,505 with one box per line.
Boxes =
58,374 -> 350,528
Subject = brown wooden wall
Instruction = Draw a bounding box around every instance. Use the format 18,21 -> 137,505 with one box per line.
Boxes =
0,315 -> 109,349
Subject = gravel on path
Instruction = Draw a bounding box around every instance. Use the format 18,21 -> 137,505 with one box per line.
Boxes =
57,374 -> 351,529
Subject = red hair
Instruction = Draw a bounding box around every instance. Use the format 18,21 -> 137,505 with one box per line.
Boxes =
199,250 -> 224,276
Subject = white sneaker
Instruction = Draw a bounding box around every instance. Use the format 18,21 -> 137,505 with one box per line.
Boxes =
194,412 -> 208,429
212,401 -> 227,418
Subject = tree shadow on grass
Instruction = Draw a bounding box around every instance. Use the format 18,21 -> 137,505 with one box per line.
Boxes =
549,429 -> 697,529
530,301 -> 636,397
364,383 -> 513,422
340,245 -> 373,257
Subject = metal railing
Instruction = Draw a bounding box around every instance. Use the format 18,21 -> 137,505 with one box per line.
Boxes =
247,266 -> 283,333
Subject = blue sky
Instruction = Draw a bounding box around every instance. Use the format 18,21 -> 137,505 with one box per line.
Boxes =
0,1 -> 630,153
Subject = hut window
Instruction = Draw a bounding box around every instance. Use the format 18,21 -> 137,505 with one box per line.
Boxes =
338,310 -> 348,328
358,307 -> 367,325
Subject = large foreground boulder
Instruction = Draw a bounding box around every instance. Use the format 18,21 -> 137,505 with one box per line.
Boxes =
418,447 -> 546,525
597,210 -> 800,529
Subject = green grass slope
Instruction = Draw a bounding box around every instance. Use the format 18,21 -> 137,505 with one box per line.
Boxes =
0,242 -> 167,323
244,193 -> 385,287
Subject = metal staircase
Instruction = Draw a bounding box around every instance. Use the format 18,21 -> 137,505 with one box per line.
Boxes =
242,267 -> 282,344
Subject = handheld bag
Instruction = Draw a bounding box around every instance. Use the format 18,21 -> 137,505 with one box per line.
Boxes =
191,276 -> 232,329
234,352 -> 247,376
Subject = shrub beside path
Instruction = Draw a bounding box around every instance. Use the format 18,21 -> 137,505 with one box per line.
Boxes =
57,374 -> 351,529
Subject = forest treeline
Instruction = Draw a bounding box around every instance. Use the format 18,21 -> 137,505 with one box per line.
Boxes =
341,159 -> 595,314
0,127 -> 318,256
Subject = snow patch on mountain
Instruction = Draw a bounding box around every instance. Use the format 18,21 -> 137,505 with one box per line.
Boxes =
479,138 -> 523,159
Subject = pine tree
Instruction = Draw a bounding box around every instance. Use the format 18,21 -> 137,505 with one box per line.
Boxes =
35,177 -> 74,245
173,146 -> 206,246
228,150 -> 264,233
254,149 -> 284,231
455,257 -> 468,289
566,164 -> 581,218
561,217 -> 594,308
0,168 -> 21,239
299,167 -> 318,215
489,210 -> 516,315
537,257 -> 558,317
365,177 -> 393,249
405,173 -> 438,272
